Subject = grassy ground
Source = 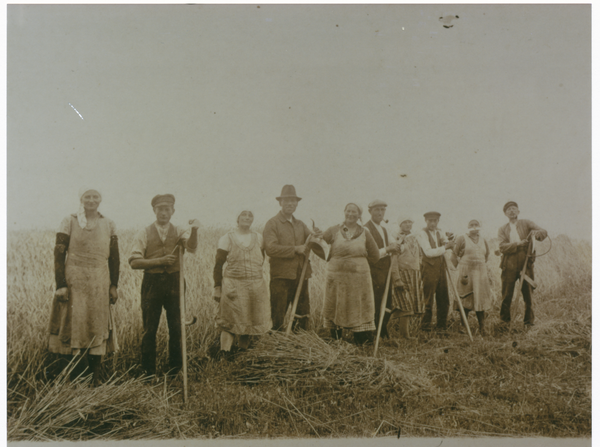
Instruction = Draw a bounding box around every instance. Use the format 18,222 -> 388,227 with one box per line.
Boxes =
6,228 -> 591,441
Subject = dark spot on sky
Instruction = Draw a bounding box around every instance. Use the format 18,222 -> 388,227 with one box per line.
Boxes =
400,174 -> 407,177
439,15 -> 459,28
257,5 -> 260,7
336,24 -> 339,27
289,107 -> 291,109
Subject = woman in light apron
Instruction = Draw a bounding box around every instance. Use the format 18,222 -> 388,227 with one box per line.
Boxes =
452,220 -> 493,336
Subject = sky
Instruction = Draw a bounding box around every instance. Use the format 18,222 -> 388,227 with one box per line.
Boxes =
7,4 -> 591,240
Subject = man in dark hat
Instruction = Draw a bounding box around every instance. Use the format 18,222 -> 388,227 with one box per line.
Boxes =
498,201 -> 547,328
415,211 -> 455,331
129,194 -> 200,377
364,200 -> 402,339
263,185 -> 323,332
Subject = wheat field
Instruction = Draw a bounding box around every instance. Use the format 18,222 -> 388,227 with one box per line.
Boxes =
6,227 -> 591,440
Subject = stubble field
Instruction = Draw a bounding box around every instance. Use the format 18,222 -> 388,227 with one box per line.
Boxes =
6,227 -> 591,441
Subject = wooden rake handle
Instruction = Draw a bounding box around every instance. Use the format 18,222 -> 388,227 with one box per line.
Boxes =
444,256 -> 473,342
179,246 -> 189,404
285,235 -> 313,335
373,261 -> 393,357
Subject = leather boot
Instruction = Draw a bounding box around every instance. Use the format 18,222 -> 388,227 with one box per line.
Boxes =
476,311 -> 486,336
70,354 -> 89,381
88,355 -> 103,387
353,331 -> 368,345
238,335 -> 251,350
398,316 -> 416,340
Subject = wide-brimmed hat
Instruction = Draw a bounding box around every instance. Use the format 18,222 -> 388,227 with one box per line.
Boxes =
276,185 -> 302,201
503,201 -> 518,213
424,211 -> 441,219
152,194 -> 175,207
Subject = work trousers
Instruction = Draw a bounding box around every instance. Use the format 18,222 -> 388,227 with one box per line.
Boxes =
140,272 -> 182,376
421,261 -> 450,330
270,277 -> 310,331
371,268 -> 393,338
500,265 -> 535,325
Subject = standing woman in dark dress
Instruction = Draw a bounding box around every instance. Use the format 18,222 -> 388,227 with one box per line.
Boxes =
49,188 -> 120,385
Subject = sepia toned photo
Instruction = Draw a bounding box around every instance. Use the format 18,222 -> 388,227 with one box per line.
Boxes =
6,4 -> 591,445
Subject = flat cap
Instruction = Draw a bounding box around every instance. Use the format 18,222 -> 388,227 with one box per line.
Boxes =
424,211 -> 441,219
151,194 -> 175,207
503,201 -> 518,213
368,199 -> 387,209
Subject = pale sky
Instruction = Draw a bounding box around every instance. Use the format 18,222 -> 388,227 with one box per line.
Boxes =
7,4 -> 591,240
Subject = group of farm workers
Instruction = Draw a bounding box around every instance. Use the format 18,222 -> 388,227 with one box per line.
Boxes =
48,185 -> 547,385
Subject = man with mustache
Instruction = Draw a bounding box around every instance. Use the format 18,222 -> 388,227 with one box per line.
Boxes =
263,185 -> 322,332
498,201 -> 547,329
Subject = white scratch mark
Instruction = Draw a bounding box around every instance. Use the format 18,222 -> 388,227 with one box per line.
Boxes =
69,103 -> 84,120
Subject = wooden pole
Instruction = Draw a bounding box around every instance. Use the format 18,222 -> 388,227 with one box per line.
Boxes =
178,245 -> 188,404
443,256 -> 473,342
373,262 -> 393,357
285,235 -> 312,335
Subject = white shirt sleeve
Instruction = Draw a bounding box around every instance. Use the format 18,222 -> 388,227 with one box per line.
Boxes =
416,230 -> 446,258
129,228 -> 148,261
217,233 -> 231,252
177,225 -> 198,254
57,216 -> 72,235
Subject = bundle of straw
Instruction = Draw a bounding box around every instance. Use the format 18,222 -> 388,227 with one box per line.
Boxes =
234,331 -> 431,394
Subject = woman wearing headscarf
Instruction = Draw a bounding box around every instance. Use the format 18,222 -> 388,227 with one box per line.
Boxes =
389,217 -> 425,339
49,188 -> 119,385
321,203 -> 380,345
451,219 -> 493,336
213,210 -> 272,354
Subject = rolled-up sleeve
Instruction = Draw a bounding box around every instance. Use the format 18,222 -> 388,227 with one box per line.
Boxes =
416,231 -> 446,258
321,226 -> 338,245
178,227 -> 197,254
526,220 -> 548,241
128,229 -> 147,264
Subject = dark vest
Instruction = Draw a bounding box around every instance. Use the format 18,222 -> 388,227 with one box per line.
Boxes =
365,220 -> 390,271
421,229 -> 444,269
144,224 -> 180,274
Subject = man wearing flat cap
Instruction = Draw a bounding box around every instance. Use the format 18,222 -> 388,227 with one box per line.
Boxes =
263,185 -> 323,332
364,200 -> 402,339
415,211 -> 455,331
498,201 -> 547,328
129,194 -> 200,377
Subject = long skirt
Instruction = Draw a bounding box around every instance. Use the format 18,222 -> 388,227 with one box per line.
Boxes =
454,261 -> 493,312
323,257 -> 375,330
217,276 -> 272,335
391,269 -> 425,315
48,264 -> 118,355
